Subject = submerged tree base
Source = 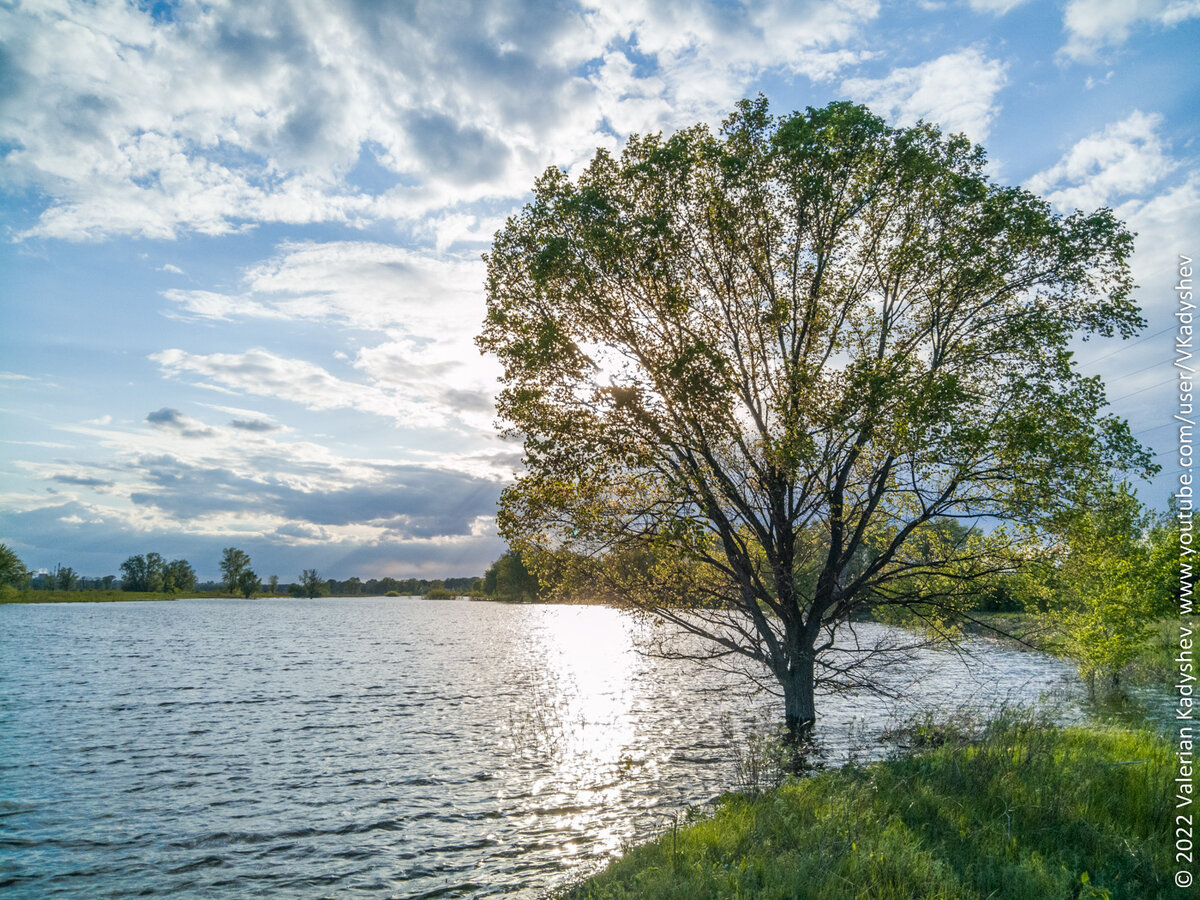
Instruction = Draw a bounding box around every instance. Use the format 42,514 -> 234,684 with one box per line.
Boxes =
561,720 -> 1172,899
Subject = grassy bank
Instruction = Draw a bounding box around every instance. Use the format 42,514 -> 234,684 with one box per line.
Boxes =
0,589 -> 228,604
564,718 -> 1174,899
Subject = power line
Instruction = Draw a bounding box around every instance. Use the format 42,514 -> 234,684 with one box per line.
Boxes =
1080,324 -> 1177,367
1109,374 -> 1177,404
1133,422 -> 1174,437
1117,356 -> 1176,381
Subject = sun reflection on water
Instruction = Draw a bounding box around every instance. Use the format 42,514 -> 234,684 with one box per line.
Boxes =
503,606 -> 648,857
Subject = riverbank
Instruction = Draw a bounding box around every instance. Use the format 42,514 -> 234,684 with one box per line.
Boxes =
0,589 -> 220,604
562,716 -> 1173,899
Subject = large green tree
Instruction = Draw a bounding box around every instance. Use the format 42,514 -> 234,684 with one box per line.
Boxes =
163,558 -> 196,593
478,99 -> 1152,744
120,553 -> 165,592
220,547 -> 254,596
121,553 -> 193,593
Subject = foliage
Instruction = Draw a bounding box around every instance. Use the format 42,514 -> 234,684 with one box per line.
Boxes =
120,553 -> 195,593
164,558 -> 196,593
220,547 -> 253,596
299,568 -> 327,599
54,564 -> 78,591
120,553 -> 165,592
479,97 -> 1150,741
0,544 -> 28,586
482,549 -> 541,601
236,568 -> 260,599
1009,486 -> 1176,693
324,575 -> 479,596
562,717 -> 1172,899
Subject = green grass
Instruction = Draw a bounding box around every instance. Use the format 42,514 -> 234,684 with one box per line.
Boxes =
563,718 -> 1176,899
0,589 -> 229,604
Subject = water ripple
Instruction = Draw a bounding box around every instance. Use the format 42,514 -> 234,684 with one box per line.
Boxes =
0,597 -> 1079,897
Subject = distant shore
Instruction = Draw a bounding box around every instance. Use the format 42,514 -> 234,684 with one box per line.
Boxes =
0,589 -> 198,604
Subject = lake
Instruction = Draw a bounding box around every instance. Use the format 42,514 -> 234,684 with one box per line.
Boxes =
0,597 -> 1080,898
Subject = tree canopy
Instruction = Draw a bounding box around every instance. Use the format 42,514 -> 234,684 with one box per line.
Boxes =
482,549 -> 541,602
220,547 -> 258,598
478,98 -> 1152,742
299,568 -> 326,599
120,552 -> 195,593
1012,483 -> 1175,693
0,544 -> 25,586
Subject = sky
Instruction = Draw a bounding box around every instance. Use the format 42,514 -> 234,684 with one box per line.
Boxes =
1,0 -> 1198,582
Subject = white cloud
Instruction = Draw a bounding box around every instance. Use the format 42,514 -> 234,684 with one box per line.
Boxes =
841,48 -> 1008,143
165,241 -> 485,331
160,241 -> 501,430
1027,111 -> 1173,210
1119,173 -> 1200,292
146,406 -> 215,438
1,0 -> 882,241
1061,0 -> 1200,60
150,339 -> 497,432
151,347 -> 428,424
967,0 -> 1033,13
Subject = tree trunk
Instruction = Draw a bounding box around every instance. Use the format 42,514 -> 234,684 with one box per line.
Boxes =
781,655 -> 816,773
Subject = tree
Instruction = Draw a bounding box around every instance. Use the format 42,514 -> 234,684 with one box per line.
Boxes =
1014,485 -> 1175,694
163,559 -> 196,593
482,550 -> 541,602
236,568 -> 260,599
0,544 -> 28,587
478,99 -> 1151,746
299,569 -> 326,598
268,574 -> 279,594
120,553 -> 168,592
54,565 -> 78,591
220,547 -> 252,595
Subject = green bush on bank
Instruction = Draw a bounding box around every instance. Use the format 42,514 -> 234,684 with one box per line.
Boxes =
564,720 -> 1173,900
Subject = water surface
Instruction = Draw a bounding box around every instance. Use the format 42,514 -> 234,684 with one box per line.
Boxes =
0,597 -> 1079,898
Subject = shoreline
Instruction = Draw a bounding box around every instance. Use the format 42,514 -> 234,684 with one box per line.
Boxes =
561,718 -> 1173,899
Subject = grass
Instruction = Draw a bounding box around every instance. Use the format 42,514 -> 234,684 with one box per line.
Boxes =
0,589 -> 228,604
562,714 -> 1175,899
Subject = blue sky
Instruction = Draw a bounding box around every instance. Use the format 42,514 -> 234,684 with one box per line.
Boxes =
2,0 -> 1198,582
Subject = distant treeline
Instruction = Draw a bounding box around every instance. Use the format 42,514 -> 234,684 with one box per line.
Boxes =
323,576 -> 480,597
0,543 -> 488,599
1,541 -> 540,602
